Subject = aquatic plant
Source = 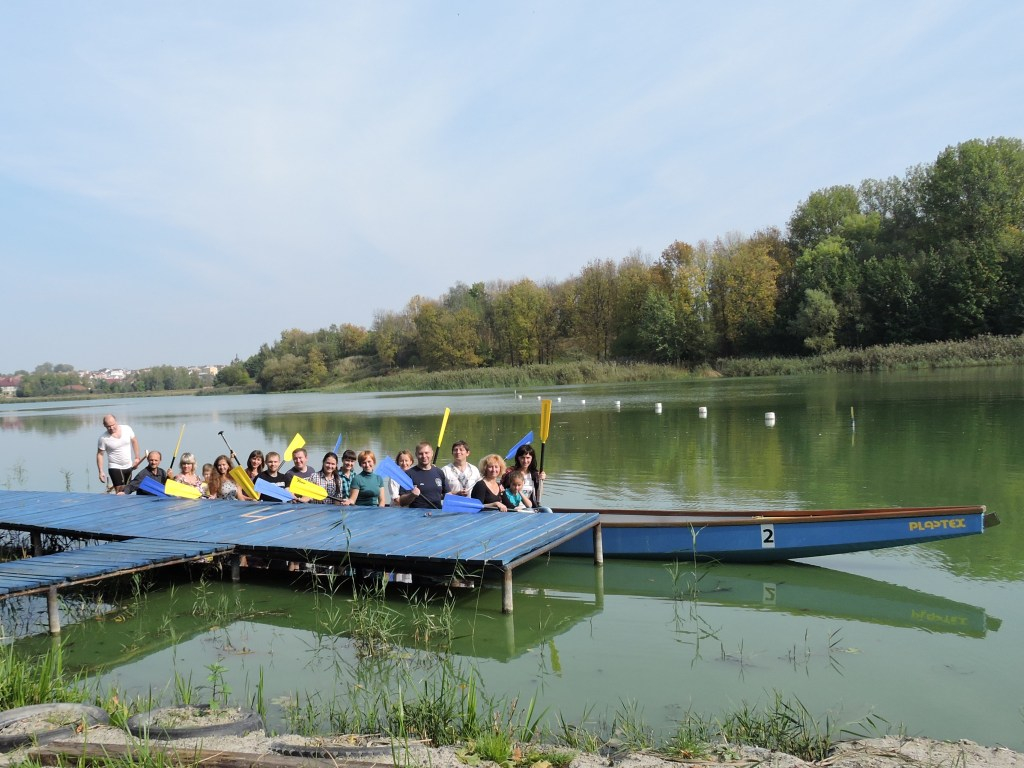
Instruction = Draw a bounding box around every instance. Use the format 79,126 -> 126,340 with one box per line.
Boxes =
0,642 -> 85,710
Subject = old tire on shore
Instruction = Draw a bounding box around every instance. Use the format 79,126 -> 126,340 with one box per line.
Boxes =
0,703 -> 110,752
126,705 -> 264,740
271,737 -> 395,759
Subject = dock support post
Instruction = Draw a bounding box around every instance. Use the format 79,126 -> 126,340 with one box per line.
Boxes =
502,568 -> 514,614
47,586 -> 61,634
230,556 -> 241,583
593,524 -> 604,565
31,532 -> 42,556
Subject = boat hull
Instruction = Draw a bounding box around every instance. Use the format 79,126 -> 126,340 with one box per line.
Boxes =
552,505 -> 992,562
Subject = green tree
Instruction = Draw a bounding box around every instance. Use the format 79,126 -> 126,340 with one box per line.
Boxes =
789,288 -> 840,352
215,361 -> 253,387
922,137 -> 1024,244
860,255 -> 921,344
918,239 -> 1001,340
610,250 -> 655,358
636,287 -> 681,362
257,353 -> 307,392
709,235 -> 780,353
490,279 -> 547,365
792,236 -> 863,345
573,260 -> 619,360
655,240 -> 715,361
411,302 -> 482,371
788,185 -> 861,252
306,346 -> 328,387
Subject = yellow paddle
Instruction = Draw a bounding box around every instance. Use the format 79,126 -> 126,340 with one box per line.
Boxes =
283,433 -> 306,462
168,424 -> 185,471
217,430 -> 259,500
164,478 -> 202,499
230,467 -> 258,500
537,399 -> 552,505
290,474 -> 328,501
436,408 -> 451,460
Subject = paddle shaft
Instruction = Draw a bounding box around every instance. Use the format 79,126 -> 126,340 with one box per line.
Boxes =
537,443 -> 546,505
537,400 -> 552,505
435,407 -> 451,464
217,430 -> 241,467
169,424 -> 186,471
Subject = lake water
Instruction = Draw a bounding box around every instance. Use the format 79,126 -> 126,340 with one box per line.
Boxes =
1,369 -> 1021,749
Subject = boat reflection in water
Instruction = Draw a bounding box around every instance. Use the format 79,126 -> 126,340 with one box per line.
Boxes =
26,557 -> 998,676
511,558 -> 1000,643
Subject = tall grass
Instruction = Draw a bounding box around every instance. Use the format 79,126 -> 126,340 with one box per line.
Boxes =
0,642 -> 86,710
329,361 -> 697,393
718,334 -> 1024,376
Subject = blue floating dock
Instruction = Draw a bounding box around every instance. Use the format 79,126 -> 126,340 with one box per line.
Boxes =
0,538 -> 232,596
0,490 -> 601,614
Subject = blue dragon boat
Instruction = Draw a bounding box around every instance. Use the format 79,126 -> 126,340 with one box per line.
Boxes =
552,505 -> 995,562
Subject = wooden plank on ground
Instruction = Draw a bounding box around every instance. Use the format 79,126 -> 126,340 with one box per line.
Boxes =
32,741 -> 389,768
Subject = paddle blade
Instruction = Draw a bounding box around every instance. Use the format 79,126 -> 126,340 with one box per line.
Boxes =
138,475 -> 167,497
333,433 -> 343,454
540,399 -> 552,443
229,466 -> 257,500
283,433 -> 306,462
377,456 -> 414,491
504,431 -> 534,460
441,493 -> 484,513
255,477 -> 294,502
164,478 -> 202,499
290,475 -> 328,501
437,408 -> 451,451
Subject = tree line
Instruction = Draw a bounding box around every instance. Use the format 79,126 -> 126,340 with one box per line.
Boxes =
216,137 -> 1023,392
9,363 -> 211,397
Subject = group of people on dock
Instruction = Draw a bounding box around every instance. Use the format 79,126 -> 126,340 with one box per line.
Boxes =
97,414 -> 550,511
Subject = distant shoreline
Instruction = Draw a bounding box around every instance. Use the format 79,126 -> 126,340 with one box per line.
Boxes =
5,334 -> 1023,403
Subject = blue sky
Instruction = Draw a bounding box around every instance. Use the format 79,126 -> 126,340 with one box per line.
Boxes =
2,1 -> 1021,372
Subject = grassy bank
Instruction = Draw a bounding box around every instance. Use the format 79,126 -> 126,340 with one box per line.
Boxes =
325,361 -> 704,393
0,632 -> 869,765
331,334 -> 1024,393
716,334 -> 1024,377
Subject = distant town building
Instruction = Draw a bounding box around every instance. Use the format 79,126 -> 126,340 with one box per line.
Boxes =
0,375 -> 22,397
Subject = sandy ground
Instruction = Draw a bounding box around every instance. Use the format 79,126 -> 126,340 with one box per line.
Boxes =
2,724 -> 1022,768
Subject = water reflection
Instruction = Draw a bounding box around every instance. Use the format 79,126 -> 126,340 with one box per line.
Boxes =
22,556 -> 996,675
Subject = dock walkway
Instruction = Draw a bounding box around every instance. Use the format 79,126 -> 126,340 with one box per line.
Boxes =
0,538 -> 233,597
0,490 -> 600,615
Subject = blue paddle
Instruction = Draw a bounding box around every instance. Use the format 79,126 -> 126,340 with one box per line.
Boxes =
333,433 -> 343,454
377,456 -> 414,491
138,475 -> 168,497
254,477 -> 295,502
441,493 -> 484,513
504,431 -> 534,460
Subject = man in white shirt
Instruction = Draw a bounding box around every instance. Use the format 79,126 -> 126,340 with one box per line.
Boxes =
96,414 -> 142,491
441,440 -> 481,497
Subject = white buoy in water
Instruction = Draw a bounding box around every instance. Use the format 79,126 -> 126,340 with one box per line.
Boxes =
537,395 -> 542,400
557,397 -> 561,402
698,406 -> 708,417
615,400 -> 621,410
581,399 -> 586,405
517,394 -> 522,399
765,411 -> 776,426
654,402 -> 663,413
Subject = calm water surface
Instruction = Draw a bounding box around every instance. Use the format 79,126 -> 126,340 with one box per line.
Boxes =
1,369 -> 1021,748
